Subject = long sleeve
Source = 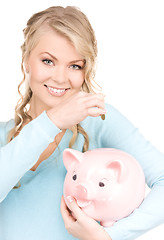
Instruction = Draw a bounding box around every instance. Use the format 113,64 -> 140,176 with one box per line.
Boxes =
94,104 -> 164,239
0,111 -> 61,203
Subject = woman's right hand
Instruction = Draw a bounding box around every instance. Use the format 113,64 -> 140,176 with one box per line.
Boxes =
46,90 -> 106,129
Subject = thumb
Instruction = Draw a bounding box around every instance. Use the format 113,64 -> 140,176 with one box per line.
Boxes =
66,196 -> 87,220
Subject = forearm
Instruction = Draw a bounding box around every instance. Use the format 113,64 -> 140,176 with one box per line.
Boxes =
97,104 -> 164,239
0,111 -> 61,202
104,183 -> 164,240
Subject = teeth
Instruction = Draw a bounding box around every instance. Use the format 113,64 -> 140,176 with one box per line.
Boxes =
47,86 -> 66,93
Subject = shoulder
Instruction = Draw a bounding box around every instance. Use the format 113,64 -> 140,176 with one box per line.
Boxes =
0,119 -> 15,146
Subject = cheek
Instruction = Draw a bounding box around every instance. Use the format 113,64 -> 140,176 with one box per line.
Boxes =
69,71 -> 85,89
29,64 -> 49,85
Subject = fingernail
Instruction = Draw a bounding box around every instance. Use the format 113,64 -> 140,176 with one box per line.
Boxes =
67,196 -> 74,203
102,109 -> 107,114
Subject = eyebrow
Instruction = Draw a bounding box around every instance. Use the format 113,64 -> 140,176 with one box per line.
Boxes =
41,52 -> 86,64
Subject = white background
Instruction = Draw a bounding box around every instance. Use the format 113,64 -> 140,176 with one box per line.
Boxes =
0,0 -> 164,239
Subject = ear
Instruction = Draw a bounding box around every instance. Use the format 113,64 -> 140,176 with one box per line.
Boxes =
63,148 -> 83,171
106,160 -> 127,182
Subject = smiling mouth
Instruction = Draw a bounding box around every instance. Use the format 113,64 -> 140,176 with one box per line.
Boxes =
44,84 -> 70,93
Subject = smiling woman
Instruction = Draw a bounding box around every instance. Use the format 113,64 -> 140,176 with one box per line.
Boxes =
26,29 -> 85,111
0,4 -> 164,240
8,6 -> 101,151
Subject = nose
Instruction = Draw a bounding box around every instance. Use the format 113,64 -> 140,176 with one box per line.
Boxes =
52,65 -> 68,84
76,184 -> 88,199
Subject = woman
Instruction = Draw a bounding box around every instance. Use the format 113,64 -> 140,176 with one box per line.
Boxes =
0,6 -> 164,240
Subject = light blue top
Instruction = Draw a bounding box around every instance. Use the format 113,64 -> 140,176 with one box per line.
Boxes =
0,103 -> 164,240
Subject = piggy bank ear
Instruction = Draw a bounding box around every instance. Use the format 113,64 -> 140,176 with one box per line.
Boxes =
106,160 -> 127,182
63,148 -> 83,171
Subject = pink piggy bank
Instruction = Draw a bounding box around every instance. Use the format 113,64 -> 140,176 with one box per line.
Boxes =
63,148 -> 145,227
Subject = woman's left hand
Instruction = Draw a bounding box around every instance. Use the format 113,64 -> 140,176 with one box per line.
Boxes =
60,195 -> 112,240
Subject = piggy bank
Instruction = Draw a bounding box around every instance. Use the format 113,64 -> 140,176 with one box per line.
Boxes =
63,148 -> 145,227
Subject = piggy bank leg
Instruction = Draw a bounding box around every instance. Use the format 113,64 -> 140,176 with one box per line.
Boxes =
100,220 -> 115,227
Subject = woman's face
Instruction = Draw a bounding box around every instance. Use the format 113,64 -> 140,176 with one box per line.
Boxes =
26,28 -> 85,115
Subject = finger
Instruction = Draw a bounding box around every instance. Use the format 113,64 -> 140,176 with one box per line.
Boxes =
60,196 -> 76,222
85,93 -> 105,109
86,92 -> 105,99
66,196 -> 87,221
85,98 -> 105,110
85,93 -> 105,102
87,107 -> 107,117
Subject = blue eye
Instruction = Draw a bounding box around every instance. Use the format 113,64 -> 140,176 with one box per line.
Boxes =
70,64 -> 82,70
42,59 -> 54,66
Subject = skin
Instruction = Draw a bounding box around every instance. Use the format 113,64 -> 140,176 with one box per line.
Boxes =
27,29 -> 86,117
61,196 -> 112,240
26,28 -> 111,239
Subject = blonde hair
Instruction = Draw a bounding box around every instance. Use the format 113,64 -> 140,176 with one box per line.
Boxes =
8,6 -> 99,152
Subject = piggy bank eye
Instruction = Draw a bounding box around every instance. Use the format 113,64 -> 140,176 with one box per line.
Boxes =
99,182 -> 105,187
99,178 -> 108,187
72,172 -> 77,181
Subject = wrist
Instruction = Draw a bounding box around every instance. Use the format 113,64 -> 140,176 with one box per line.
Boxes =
91,228 -> 112,240
46,109 -> 62,130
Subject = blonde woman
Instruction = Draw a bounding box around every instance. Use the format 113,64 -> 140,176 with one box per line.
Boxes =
0,6 -> 164,240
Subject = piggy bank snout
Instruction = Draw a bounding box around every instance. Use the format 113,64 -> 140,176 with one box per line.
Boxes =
76,184 -> 88,199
